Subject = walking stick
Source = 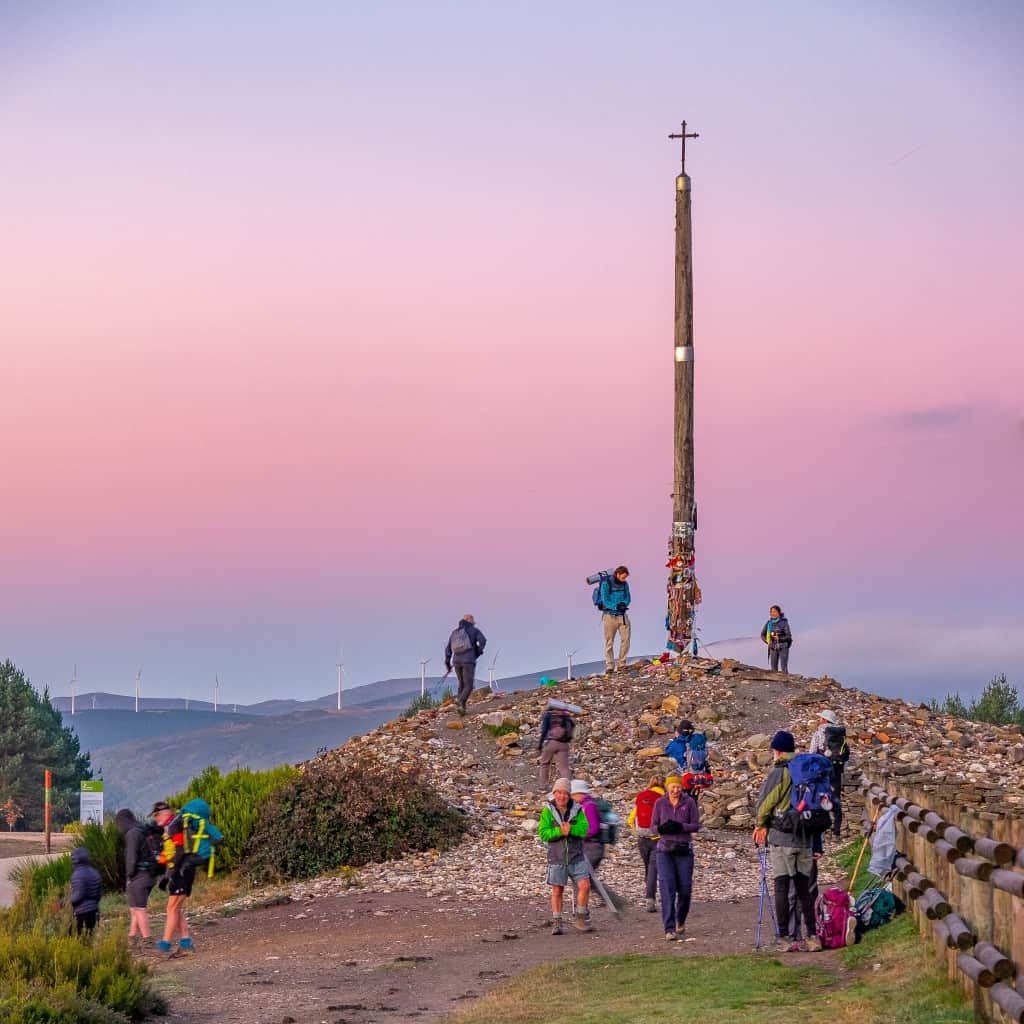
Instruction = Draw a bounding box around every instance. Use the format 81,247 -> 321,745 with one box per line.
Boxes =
848,802 -> 882,896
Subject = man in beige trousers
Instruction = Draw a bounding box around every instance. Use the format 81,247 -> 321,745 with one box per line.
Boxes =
598,566 -> 631,672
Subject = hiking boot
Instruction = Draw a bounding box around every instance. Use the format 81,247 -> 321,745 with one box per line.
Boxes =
645,898 -> 657,914
674,924 -> 686,938
177,938 -> 195,955
665,931 -> 676,941
572,912 -> 593,933
457,704 -> 466,717
804,935 -> 822,953
774,938 -> 795,953
156,940 -> 174,957
551,917 -> 564,935
845,916 -> 858,947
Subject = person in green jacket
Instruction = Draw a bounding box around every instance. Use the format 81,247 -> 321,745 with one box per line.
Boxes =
538,777 -> 592,934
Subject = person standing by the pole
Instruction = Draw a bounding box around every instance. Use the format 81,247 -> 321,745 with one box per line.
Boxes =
599,567 -> 631,673
444,614 -> 486,716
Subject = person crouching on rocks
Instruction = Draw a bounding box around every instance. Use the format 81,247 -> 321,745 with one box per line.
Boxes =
538,777 -> 592,935
651,774 -> 701,941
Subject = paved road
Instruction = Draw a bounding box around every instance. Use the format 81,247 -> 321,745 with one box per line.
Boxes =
0,852 -> 67,907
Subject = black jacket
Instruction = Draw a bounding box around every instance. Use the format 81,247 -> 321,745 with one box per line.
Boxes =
444,620 -> 487,668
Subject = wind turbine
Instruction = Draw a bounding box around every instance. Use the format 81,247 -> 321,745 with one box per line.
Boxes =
487,650 -> 500,689
419,657 -> 430,698
70,664 -> 78,716
135,668 -> 141,713
565,648 -> 579,681
214,674 -> 220,713
336,648 -> 345,711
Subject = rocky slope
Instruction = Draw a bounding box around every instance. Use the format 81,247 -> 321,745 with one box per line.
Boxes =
244,657 -> 1024,910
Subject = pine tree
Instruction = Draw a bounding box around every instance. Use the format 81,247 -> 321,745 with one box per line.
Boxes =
0,659 -> 92,829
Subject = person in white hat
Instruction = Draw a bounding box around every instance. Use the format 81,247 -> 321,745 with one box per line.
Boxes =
537,778 -> 592,934
809,710 -> 849,837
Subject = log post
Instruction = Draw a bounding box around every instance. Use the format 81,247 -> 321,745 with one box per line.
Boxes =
990,983 -> 1024,1023
957,952 -> 996,989
973,941 -> 1014,981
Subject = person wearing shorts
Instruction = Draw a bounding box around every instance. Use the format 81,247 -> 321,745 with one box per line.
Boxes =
537,777 -> 592,935
116,807 -> 165,949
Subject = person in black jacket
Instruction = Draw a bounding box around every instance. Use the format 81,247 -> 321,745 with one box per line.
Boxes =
444,614 -> 487,715
69,846 -> 102,935
116,807 -> 164,947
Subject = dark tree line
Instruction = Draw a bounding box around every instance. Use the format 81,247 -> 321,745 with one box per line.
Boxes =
0,659 -> 92,830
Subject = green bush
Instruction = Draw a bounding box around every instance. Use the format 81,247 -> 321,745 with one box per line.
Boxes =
166,763 -> 297,873
0,924 -> 165,1022
9,855 -> 72,909
929,673 -> 1024,727
242,753 -> 467,884
70,821 -> 126,893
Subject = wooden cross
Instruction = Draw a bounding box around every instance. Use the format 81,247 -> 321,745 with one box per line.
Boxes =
668,120 -> 699,173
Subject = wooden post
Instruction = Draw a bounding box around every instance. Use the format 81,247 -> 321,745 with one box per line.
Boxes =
665,120 -> 700,656
44,769 -> 51,855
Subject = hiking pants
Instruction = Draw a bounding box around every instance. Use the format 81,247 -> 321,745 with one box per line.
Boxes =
638,836 -> 659,900
454,662 -> 476,708
786,859 -> 819,941
656,848 -> 693,932
538,740 -> 571,791
769,645 -> 789,673
775,870 -> 815,940
831,766 -> 844,836
602,613 -> 631,670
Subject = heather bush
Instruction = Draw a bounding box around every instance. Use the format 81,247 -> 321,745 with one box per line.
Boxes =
166,763 -> 297,872
242,754 -> 467,883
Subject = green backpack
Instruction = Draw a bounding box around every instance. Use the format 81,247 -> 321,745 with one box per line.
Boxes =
855,887 -> 903,930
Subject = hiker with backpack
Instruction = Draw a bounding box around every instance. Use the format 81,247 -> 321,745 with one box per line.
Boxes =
115,807 -> 166,949
627,775 -> 664,913
537,700 -> 575,792
595,566 -> 631,673
809,709 -> 850,837
651,774 -> 701,941
760,605 -> 793,673
537,777 -> 592,934
68,847 -> 102,936
444,614 -> 487,715
156,798 -> 223,956
752,731 -> 825,952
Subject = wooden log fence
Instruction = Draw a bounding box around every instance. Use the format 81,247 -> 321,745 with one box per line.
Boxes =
862,775 -> 1024,1023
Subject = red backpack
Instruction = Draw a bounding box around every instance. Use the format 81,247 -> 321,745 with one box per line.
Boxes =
815,887 -> 855,949
634,789 -> 662,830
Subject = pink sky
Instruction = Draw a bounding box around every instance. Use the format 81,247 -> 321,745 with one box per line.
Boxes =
1,3 -> 1021,702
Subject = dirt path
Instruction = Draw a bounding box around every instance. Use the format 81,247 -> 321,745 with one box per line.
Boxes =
156,887 -> 809,1024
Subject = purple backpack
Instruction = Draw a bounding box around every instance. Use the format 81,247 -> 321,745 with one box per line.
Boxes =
815,887 -> 854,949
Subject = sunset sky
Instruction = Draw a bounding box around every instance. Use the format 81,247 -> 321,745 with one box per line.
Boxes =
3,2 -> 1021,705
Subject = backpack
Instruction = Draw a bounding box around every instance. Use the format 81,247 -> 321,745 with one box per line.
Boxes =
681,771 -> 714,799
593,797 -> 620,845
824,725 -> 849,765
854,887 -> 903,931
686,732 -> 708,772
135,824 -> 166,876
815,887 -> 855,949
545,709 -> 575,743
634,789 -> 661,831
776,753 -> 833,836
449,626 -> 474,656
181,811 -> 220,861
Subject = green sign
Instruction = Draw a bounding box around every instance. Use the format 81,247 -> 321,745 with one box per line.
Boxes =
80,781 -> 104,793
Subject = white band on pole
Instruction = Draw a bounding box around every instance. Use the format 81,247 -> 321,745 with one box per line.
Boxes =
675,346 -> 694,363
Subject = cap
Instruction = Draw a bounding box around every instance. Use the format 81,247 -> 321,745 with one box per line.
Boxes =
551,777 -> 571,794
569,779 -> 591,795
770,730 -> 796,753
678,719 -> 694,733
150,801 -> 171,816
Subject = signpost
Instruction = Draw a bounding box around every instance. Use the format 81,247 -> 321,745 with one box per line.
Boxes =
44,770 -> 52,854
80,780 -> 104,825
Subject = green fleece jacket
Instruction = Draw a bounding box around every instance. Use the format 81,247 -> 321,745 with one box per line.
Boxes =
538,800 -> 589,865
754,752 -> 810,850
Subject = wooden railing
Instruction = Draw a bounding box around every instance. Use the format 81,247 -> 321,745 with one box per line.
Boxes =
861,776 -> 1024,1023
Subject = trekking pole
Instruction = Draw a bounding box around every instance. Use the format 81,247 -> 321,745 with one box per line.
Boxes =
847,802 -> 882,897
755,851 -> 767,950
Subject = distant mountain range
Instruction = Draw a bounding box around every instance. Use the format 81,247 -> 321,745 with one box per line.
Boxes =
58,661 -> 610,814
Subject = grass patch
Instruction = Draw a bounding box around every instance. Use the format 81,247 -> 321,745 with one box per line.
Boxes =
449,919 -> 972,1024
482,721 -> 519,738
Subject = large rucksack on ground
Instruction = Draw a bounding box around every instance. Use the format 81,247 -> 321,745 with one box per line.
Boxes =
449,626 -> 474,656
854,886 -> 904,931
593,797 -> 620,845
824,725 -> 849,766
686,732 -> 709,772
777,753 -> 834,836
815,887 -> 855,949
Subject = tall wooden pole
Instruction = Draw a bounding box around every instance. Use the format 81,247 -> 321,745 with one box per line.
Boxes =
666,121 -> 701,655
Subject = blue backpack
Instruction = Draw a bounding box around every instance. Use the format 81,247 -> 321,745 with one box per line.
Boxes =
777,753 -> 833,836
591,572 -> 611,610
686,732 -> 708,772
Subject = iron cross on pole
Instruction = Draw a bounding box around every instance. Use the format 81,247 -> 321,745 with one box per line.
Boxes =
668,121 -> 699,174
